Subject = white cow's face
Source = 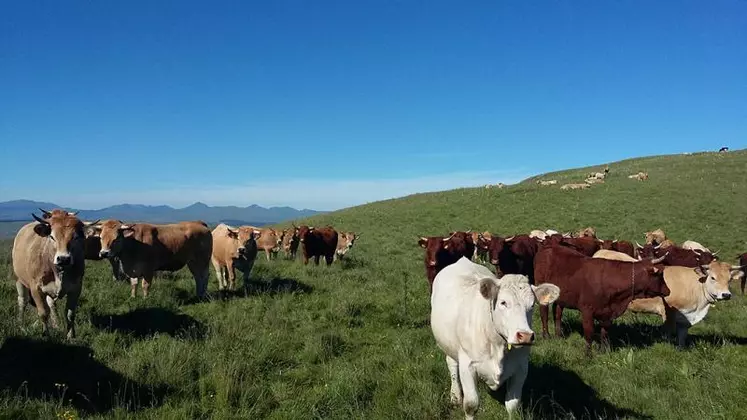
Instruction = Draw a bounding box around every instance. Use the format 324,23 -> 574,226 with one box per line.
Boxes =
480,275 -> 560,346
696,262 -> 733,301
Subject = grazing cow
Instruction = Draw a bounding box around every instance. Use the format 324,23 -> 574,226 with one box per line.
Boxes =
211,223 -> 259,292
644,229 -> 667,246
681,240 -> 711,253
587,171 -> 606,180
560,183 -> 590,190
419,231 -> 475,292
536,180 -> 558,186
430,257 -> 560,419
298,225 -> 339,265
739,253 -> 747,294
256,228 -> 282,261
12,210 -> 91,338
626,261 -> 743,347
598,239 -> 637,259
335,231 -> 359,261
93,219 -> 213,298
636,243 -> 715,267
584,178 -> 605,184
534,245 -> 669,355
487,235 -> 540,282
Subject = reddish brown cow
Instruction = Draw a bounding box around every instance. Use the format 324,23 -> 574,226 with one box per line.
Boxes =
636,244 -> 715,267
546,234 -> 600,256
599,239 -> 637,259
487,234 -> 540,281
534,245 -> 670,356
418,231 -> 475,292
298,225 -> 338,265
739,253 -> 747,294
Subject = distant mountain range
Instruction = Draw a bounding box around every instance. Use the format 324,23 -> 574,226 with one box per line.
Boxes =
0,200 -> 322,226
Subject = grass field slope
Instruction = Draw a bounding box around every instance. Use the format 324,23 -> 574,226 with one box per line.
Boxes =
1,150 -> 746,419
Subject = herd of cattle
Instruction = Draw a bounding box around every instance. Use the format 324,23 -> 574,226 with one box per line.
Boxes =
424,227 -> 746,418
534,166 -> 650,191
10,209 -> 358,338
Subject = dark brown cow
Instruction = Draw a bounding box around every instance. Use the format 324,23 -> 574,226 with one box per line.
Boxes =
418,231 -> 475,292
636,243 -> 715,267
283,224 -> 301,259
534,245 -> 670,356
487,234 -> 540,281
599,239 -> 636,259
738,253 -> 747,294
298,225 -> 338,265
546,234 -> 600,257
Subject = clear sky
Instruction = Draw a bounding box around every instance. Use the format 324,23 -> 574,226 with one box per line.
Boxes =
1,1 -> 745,211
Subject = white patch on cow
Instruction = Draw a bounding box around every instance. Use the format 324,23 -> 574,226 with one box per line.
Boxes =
430,257 -> 559,418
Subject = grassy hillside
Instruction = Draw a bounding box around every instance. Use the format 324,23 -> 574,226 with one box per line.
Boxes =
1,150 -> 746,419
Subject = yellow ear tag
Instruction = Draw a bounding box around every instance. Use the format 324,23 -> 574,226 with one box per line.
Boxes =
507,343 -> 512,351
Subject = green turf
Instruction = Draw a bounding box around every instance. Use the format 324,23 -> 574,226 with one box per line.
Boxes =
1,149 -> 746,419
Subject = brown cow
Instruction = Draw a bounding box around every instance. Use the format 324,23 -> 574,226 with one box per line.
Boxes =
546,234 -> 600,257
12,209 -> 90,338
599,239 -> 637,259
534,245 -> 669,356
298,225 -> 338,265
738,253 -> 747,294
335,231 -> 359,261
211,223 -> 259,291
256,228 -> 282,261
418,231 -> 475,292
282,225 -> 301,259
473,231 -> 492,262
93,219 -> 213,298
487,234 -> 540,282
636,243 -> 715,267
82,224 -> 128,282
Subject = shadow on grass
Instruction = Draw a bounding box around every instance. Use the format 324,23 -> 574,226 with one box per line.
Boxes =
90,307 -> 207,340
0,337 -> 172,414
339,255 -> 367,269
175,277 -> 314,305
512,363 -> 653,419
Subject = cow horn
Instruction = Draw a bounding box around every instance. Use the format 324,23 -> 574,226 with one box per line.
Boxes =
650,253 -> 668,264
731,265 -> 744,271
465,229 -> 472,234
68,211 -> 78,216
635,241 -> 643,249
712,250 -> 720,256
32,213 -> 50,225
38,208 -> 52,218
505,235 -> 516,242
119,224 -> 132,230
84,219 -> 100,226
654,243 -> 661,249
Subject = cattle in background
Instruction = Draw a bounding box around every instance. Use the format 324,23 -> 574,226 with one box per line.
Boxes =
93,219 -> 213,298
528,230 -> 547,240
298,225 -> 339,265
487,234 -> 540,282
626,261 -> 743,348
256,228 -> 282,261
536,179 -> 557,186
418,231 -> 475,292
430,257 -> 560,419
12,209 -> 90,338
82,223 -> 128,281
598,239 -> 637,259
469,231 -> 491,262
681,240 -> 711,253
560,183 -> 590,190
575,227 -> 597,238
282,225 -> 301,259
534,245 -> 669,356
211,223 -> 259,292
546,234 -> 601,257
644,229 -> 667,246
335,231 -> 359,261
628,172 -> 649,181
636,243 -> 715,267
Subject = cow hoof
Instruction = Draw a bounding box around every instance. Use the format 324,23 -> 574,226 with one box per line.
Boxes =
542,332 -> 550,339
450,393 -> 462,406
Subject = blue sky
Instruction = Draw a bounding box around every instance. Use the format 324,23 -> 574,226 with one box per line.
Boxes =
1,1 -> 745,211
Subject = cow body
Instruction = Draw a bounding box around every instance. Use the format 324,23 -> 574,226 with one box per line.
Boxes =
739,253 -> 747,294
257,228 -> 282,261
298,225 -> 338,265
637,244 -> 715,267
681,240 -> 711,253
599,239 -> 636,258
534,245 -> 670,355
626,262 -> 741,347
488,235 -> 539,282
95,220 -> 213,298
12,210 -> 87,338
430,257 -> 560,419
419,232 -> 475,292
211,223 -> 259,291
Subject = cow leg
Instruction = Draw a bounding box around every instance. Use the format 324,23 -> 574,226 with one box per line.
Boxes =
581,311 -> 595,357
130,277 -> 139,298
188,261 -> 210,299
741,276 -> 746,295
599,320 -> 612,353
212,259 -> 225,290
457,352 -> 479,420
64,288 -> 80,339
314,255 -> 321,265
265,249 -> 271,261
554,303 -> 565,338
141,275 -> 153,298
504,360 -> 529,415
676,325 -> 689,349
446,355 -> 462,406
325,253 -> 333,266
227,262 -> 237,291
15,281 -> 29,322
29,288 -> 51,335
45,296 -> 60,330
540,304 -> 550,339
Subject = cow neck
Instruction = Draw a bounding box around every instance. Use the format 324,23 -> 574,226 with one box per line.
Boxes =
631,262 -> 636,298
487,301 -> 511,351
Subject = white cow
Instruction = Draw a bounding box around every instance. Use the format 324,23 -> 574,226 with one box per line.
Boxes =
681,240 -> 711,253
430,257 -> 560,419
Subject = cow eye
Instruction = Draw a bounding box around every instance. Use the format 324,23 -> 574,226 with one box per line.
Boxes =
500,300 -> 507,307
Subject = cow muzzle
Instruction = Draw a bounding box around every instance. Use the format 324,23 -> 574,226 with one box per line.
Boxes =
237,247 -> 246,254
99,250 -> 110,258
428,260 -> 437,267
718,292 -> 732,300
514,331 -> 535,345
54,254 -> 72,267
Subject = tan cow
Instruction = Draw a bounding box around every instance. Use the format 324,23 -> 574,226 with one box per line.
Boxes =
587,172 -> 606,180
12,209 -> 93,338
576,226 -> 597,238
584,178 -> 605,184
335,231 -> 359,261
256,228 -> 282,261
681,240 -> 711,253
211,223 -> 259,291
536,180 -> 558,186
626,261 -> 743,347
644,228 -> 667,246
282,225 -> 301,259
92,219 -> 213,298
560,183 -> 590,190
529,230 -> 547,240
628,172 -> 649,181
593,249 -> 639,262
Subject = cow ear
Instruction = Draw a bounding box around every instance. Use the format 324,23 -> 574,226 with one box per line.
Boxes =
694,266 -> 708,281
479,278 -> 499,301
33,223 -> 52,237
531,284 -> 560,306
418,237 -> 427,248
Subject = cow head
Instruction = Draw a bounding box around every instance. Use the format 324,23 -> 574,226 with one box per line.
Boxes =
442,231 -> 474,251
419,236 -> 446,267
695,261 -> 739,301
226,226 -> 259,256
32,210 -> 86,269
478,274 -> 560,347
298,225 -> 312,243
644,229 -> 666,246
635,255 -> 670,298
488,236 -> 514,275
95,220 -> 135,258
